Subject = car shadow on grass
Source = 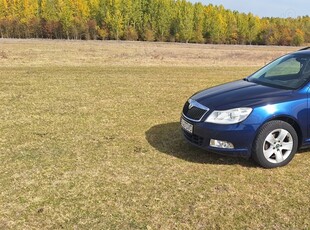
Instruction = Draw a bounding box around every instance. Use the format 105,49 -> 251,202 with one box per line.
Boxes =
146,122 -> 258,167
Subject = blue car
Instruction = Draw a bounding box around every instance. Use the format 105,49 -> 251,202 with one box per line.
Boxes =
181,47 -> 310,168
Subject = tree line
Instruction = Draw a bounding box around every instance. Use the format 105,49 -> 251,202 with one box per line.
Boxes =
0,0 -> 309,46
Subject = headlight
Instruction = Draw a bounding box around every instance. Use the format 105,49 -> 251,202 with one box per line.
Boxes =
205,108 -> 252,124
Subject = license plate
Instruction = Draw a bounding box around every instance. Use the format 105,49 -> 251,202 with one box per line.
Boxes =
181,118 -> 193,134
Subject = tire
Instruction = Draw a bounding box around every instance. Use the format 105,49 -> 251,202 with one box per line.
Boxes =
252,120 -> 298,168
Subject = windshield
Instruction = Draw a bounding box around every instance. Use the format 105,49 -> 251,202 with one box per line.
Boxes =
248,53 -> 310,90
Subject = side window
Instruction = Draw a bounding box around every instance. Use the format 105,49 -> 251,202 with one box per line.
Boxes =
301,60 -> 310,77
265,58 -> 301,78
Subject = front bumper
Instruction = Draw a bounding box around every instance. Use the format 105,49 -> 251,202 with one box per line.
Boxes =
181,116 -> 260,158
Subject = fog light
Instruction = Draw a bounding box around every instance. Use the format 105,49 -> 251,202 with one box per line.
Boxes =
210,139 -> 234,149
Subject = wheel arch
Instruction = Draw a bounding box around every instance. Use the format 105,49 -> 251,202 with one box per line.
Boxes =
257,115 -> 303,149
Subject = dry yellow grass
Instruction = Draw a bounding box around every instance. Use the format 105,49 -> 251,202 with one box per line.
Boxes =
0,39 -> 309,229
0,39 -> 298,67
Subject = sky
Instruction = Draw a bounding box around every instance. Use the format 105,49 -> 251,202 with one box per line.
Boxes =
189,0 -> 309,18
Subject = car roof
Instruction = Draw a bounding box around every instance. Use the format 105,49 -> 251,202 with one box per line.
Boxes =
294,50 -> 310,55
298,47 -> 310,51
295,47 -> 310,55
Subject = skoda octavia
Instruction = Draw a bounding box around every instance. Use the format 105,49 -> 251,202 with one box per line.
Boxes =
181,47 -> 310,168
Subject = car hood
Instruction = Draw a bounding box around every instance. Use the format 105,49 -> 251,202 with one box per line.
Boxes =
191,80 -> 293,110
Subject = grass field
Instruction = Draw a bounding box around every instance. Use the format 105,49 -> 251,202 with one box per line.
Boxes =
0,39 -> 309,229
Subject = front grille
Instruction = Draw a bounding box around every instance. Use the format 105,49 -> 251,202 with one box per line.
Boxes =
183,101 -> 208,121
183,130 -> 204,146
